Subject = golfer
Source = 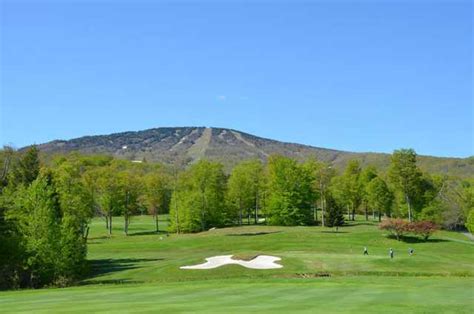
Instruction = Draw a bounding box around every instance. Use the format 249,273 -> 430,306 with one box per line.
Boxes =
363,247 -> 369,255
389,248 -> 394,259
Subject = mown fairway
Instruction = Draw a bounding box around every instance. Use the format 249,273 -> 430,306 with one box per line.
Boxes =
1,216 -> 473,313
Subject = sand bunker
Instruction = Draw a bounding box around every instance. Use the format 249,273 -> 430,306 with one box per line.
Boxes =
180,255 -> 282,270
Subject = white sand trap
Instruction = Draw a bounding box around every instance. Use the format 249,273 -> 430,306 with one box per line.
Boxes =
180,255 -> 283,270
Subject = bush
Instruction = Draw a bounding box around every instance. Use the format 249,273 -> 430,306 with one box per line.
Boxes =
409,221 -> 438,240
379,219 -> 438,241
379,219 -> 409,241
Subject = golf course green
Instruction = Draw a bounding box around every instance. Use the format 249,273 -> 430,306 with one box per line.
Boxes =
1,216 -> 473,313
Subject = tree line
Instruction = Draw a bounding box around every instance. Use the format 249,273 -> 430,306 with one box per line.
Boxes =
1,146 -> 473,289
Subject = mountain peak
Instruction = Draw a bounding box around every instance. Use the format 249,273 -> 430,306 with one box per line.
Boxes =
34,126 -> 473,177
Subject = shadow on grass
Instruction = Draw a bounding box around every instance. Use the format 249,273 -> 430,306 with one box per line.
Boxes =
403,236 -> 448,243
80,279 -> 143,285
343,222 -> 378,227
226,231 -> 282,237
87,258 -> 164,278
128,230 -> 169,237
386,235 -> 448,243
88,235 -> 110,241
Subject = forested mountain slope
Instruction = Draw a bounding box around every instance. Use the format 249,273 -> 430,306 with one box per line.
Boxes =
33,127 -> 474,177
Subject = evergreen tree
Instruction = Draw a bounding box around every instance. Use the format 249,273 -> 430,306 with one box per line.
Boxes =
325,193 -> 345,228
10,146 -> 40,187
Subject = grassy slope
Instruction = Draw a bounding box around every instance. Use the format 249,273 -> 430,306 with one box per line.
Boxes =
1,216 -> 473,313
2,278 -> 472,313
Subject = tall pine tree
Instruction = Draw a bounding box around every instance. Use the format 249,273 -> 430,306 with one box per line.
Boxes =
325,193 -> 345,228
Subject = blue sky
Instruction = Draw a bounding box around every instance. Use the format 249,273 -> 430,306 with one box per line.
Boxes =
0,0 -> 472,157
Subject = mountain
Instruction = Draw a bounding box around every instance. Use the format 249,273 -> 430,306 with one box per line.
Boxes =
33,127 -> 474,177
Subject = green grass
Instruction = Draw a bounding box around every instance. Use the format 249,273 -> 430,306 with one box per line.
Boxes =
1,277 -> 472,313
1,215 -> 473,313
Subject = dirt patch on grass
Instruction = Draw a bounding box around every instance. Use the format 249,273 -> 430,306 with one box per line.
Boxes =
231,254 -> 260,261
277,272 -> 331,279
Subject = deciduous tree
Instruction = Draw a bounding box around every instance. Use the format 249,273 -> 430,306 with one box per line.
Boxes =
366,177 -> 394,222
304,159 -> 335,226
466,209 -> 474,234
169,160 -> 227,232
360,166 -> 378,220
379,218 -> 409,241
389,149 -> 422,222
265,155 -> 315,226
143,169 -> 170,232
409,221 -> 438,240
227,160 -> 264,225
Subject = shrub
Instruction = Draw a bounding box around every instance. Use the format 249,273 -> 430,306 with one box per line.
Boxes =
409,221 -> 438,240
380,219 -> 439,241
379,219 -> 409,241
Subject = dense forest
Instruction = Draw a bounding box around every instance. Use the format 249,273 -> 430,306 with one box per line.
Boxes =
1,146 -> 473,289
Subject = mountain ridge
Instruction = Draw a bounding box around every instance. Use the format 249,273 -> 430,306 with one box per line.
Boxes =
32,126 -> 474,177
